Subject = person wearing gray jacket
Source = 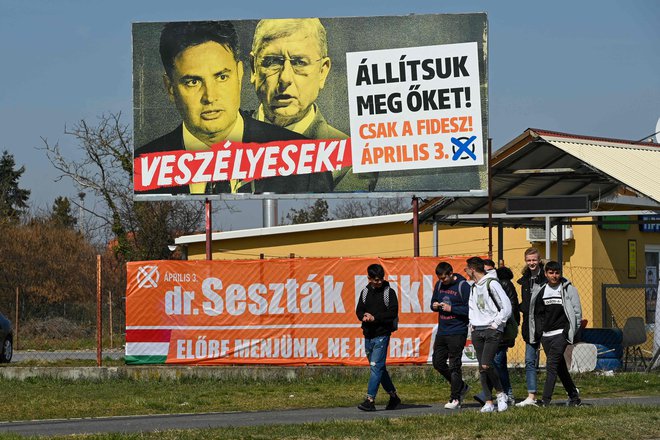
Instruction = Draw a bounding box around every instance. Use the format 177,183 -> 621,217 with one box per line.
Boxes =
530,260 -> 582,406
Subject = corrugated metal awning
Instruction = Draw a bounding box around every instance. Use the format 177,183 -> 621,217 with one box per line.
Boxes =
542,135 -> 660,203
418,128 -> 660,224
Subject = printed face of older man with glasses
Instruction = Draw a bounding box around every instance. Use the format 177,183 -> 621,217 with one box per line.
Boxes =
250,19 -> 331,128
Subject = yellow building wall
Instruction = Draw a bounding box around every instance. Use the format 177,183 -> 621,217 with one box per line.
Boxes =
592,220 -> 660,353
185,215 -> 660,362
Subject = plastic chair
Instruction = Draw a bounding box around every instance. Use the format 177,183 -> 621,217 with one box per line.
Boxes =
568,343 -> 597,373
622,317 -> 647,371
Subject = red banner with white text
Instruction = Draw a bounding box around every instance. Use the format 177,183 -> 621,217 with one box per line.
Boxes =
125,257 -> 477,365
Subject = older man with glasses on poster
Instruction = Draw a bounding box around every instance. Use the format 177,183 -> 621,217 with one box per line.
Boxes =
250,18 -> 374,191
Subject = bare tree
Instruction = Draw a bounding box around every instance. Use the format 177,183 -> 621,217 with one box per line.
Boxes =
40,112 -> 205,260
332,197 -> 409,219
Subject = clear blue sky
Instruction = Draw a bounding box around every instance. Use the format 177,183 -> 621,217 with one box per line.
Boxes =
1,0 -> 659,230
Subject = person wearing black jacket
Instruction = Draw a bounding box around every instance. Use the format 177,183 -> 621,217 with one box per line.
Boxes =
515,248 -> 547,407
356,264 -> 401,411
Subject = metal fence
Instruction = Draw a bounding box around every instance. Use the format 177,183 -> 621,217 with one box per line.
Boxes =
1,262 -> 658,371
503,265 -> 657,373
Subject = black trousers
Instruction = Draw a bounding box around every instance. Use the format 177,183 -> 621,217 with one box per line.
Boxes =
432,333 -> 467,400
541,333 -> 579,403
471,328 -> 503,402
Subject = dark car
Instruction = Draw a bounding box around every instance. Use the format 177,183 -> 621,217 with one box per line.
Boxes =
0,312 -> 13,363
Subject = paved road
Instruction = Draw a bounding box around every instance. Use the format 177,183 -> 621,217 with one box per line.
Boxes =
0,396 -> 658,437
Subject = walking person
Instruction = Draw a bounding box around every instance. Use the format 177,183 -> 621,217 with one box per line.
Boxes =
430,262 -> 472,409
474,264 -> 520,406
466,257 -> 512,413
356,263 -> 401,411
531,261 -> 582,406
516,247 -> 546,407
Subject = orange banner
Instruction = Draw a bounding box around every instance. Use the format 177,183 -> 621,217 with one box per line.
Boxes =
125,257 -> 472,365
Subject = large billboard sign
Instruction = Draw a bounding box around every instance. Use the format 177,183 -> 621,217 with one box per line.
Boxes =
133,14 -> 488,199
125,257 -> 479,366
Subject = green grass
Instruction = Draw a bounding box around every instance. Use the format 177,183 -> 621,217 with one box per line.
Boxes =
0,405 -> 658,440
2,368 -> 658,422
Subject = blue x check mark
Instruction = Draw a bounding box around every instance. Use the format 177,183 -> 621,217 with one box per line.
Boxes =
451,136 -> 477,160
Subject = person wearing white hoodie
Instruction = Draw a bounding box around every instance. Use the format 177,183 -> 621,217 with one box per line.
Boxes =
466,257 -> 512,413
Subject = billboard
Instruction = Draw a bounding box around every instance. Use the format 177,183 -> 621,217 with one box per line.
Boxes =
125,257 -> 479,365
133,14 -> 488,199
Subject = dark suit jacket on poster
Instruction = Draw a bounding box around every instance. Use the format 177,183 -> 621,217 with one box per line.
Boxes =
134,111 -> 334,195
302,109 -> 377,193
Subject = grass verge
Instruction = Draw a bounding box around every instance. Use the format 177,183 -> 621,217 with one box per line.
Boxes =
2,368 -> 658,422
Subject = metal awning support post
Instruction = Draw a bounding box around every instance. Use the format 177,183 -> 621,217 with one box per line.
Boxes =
487,138 -> 493,259
497,221 -> 504,265
433,221 -> 438,257
545,215 -> 551,260
557,218 -> 563,268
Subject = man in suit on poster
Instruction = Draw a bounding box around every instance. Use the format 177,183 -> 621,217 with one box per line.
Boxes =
249,18 -> 374,191
135,20 -> 333,195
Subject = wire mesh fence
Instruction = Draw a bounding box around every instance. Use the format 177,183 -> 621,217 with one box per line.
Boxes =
1,261 -> 657,371
0,285 -> 125,364
503,264 -> 657,373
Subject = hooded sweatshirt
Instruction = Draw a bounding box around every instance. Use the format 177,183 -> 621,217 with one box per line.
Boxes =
469,271 -> 512,331
430,273 -> 471,336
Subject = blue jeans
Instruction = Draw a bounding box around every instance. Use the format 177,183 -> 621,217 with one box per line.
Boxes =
493,347 -> 513,397
525,342 -> 539,393
365,335 -> 395,399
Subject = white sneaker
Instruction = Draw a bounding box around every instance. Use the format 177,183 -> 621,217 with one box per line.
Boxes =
515,397 -> 538,407
480,402 -> 496,413
496,392 -> 508,412
444,399 -> 460,410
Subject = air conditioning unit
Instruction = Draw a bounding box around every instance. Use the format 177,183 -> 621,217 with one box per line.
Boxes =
526,225 -> 574,243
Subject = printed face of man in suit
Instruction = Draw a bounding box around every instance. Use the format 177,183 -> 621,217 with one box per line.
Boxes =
251,27 -> 330,127
164,41 -> 244,145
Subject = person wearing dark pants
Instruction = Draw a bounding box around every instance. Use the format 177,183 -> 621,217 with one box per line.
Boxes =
430,262 -> 471,409
466,257 -> 512,413
531,260 -> 582,406
355,263 -> 401,411
474,263 -> 520,406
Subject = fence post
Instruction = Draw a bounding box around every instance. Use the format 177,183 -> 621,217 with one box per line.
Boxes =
14,287 -> 19,351
97,255 -> 102,367
108,289 -> 113,350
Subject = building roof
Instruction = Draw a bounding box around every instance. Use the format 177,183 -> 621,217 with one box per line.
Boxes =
419,128 -> 660,223
175,213 -> 412,245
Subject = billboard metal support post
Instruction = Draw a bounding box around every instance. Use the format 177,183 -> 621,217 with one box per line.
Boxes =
205,199 -> 212,260
412,196 -> 419,257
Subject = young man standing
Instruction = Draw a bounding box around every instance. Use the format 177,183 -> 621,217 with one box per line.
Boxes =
531,261 -> 582,406
516,247 -> 546,407
356,263 -> 401,411
466,257 -> 512,413
430,262 -> 471,409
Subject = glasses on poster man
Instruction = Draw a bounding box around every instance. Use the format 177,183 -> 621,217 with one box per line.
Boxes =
258,55 -> 323,75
